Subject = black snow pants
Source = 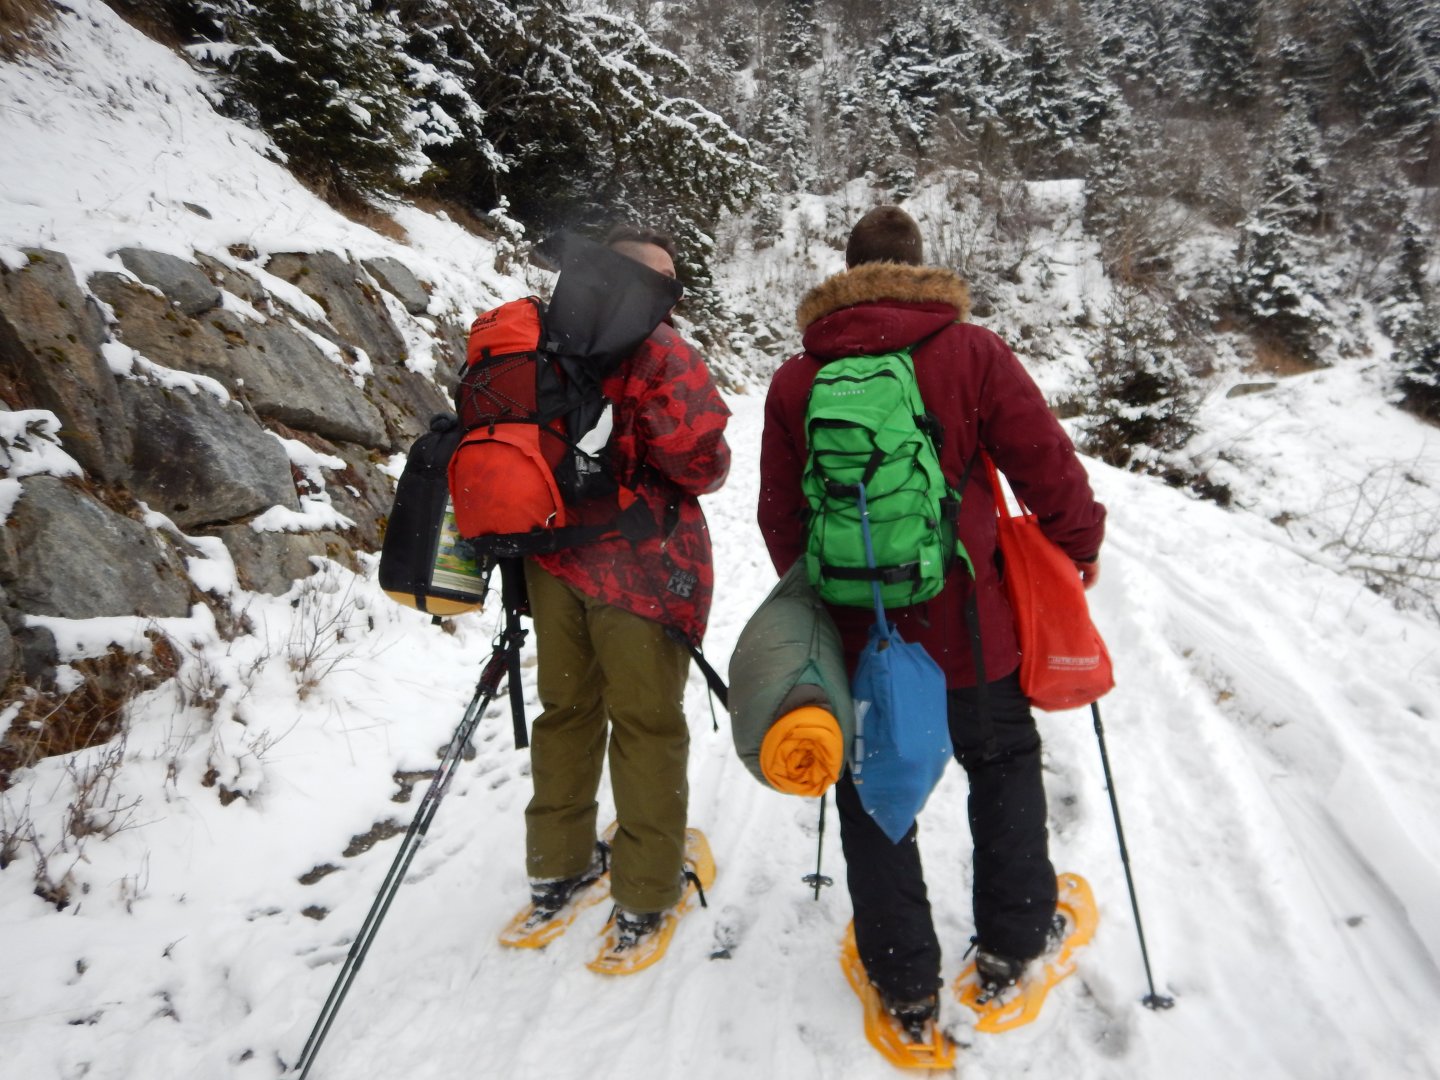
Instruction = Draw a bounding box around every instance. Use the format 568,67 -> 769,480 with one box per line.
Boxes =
837,671 -> 1058,1002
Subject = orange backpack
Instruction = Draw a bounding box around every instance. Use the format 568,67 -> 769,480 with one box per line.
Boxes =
446,234 -> 683,560
984,454 -> 1114,711
449,297 -> 573,549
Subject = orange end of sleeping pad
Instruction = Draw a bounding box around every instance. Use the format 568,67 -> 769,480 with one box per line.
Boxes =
759,705 -> 844,797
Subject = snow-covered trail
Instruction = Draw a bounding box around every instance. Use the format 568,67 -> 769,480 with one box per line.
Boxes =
258,390 -> 1440,1080
4,385 -> 1439,1080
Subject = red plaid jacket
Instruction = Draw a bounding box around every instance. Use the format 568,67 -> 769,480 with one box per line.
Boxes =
535,323 -> 730,644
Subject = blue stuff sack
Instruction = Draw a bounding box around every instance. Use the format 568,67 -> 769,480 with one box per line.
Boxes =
850,618 -> 952,843
846,477 -> 953,843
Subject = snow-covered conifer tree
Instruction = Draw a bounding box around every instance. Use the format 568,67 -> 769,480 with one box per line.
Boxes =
1336,0 -> 1439,164
1387,218 -> 1440,418
187,0 -> 421,202
1232,100 -> 1333,365
752,67 -> 813,193
1188,0 -> 1262,114
1075,284 -> 1200,471
779,0 -> 822,69
997,24 -> 1114,178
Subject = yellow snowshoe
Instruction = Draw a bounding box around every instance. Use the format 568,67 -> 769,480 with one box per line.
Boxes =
587,827 -> 716,976
953,871 -> 1098,1033
840,923 -> 957,1070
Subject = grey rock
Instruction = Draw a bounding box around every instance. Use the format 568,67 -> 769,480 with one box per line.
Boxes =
194,255 -> 270,309
431,316 -> 467,397
2,475 -> 192,619
0,612 -> 13,687
323,441 -> 397,553
115,248 -> 222,317
120,378 -> 298,529
0,513 -> 16,588
214,313 -> 390,448
370,364 -> 452,449
363,257 -> 430,316
14,624 -> 57,681
213,525 -> 355,596
91,274 -> 389,449
0,250 -> 131,483
267,251 -> 407,365
90,272 -> 235,382
1225,381 -> 1279,399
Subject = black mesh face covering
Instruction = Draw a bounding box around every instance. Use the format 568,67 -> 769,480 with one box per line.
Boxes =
542,232 -> 684,376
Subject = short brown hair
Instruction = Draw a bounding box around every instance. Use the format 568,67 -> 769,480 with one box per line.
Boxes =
604,223 -> 678,260
845,206 -> 923,267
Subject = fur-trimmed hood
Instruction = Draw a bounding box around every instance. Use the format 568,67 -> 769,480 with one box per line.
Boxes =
796,262 -> 971,330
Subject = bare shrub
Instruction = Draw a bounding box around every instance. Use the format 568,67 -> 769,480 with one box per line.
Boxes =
1313,458 -> 1440,617
930,169 -> 1047,310
1,709 -> 145,909
286,571 -> 370,699
64,732 -> 142,843
0,788 -> 36,869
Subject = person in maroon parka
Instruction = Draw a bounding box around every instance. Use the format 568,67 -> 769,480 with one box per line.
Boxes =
758,206 -> 1105,1027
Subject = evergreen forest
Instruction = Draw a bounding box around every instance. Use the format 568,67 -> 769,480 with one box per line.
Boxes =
110,0 -> 1440,477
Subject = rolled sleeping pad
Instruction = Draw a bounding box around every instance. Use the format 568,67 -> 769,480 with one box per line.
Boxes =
728,561 -> 855,795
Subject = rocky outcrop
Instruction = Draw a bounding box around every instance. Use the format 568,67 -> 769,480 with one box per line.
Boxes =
363,256 -> 430,316
370,363 -> 452,448
214,525 -> 353,596
115,247 -> 222,317
120,377 -> 298,529
0,584 -> 15,688
91,273 -> 391,448
0,243 -> 465,693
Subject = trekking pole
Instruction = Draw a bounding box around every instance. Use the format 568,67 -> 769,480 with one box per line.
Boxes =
291,619 -> 526,1078
802,791 -> 834,900
1091,702 -> 1175,1011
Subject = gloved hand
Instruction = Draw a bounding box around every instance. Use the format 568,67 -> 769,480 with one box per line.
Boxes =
615,494 -> 658,543
1075,558 -> 1100,590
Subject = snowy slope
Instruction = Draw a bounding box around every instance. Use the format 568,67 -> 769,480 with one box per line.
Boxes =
4,5 -> 1440,1080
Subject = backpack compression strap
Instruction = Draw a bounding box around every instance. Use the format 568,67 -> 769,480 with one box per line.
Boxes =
815,447 -> 972,589
466,490 -> 656,559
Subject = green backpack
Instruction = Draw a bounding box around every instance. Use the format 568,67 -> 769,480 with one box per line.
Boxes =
802,347 -> 973,608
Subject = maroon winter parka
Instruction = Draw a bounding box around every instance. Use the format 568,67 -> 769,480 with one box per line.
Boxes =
758,262 -> 1105,689
536,322 -> 731,646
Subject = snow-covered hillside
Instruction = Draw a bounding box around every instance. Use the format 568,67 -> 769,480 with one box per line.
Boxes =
3,5 -> 1440,1079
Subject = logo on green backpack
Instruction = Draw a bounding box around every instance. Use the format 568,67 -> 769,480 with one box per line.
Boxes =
802,348 -> 972,608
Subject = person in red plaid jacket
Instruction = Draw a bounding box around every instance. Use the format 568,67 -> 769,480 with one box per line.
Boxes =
521,226 -> 731,949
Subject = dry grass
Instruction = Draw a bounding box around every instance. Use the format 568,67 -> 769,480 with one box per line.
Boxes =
409,194 -> 505,241
332,197 -> 410,244
1249,335 -> 1322,377
0,633 -> 179,791
0,634 -> 177,907
0,0 -> 52,57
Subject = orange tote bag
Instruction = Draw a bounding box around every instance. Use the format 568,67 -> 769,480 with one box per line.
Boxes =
984,454 -> 1114,711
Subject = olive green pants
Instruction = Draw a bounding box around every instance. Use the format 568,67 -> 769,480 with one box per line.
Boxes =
523,561 -> 692,913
